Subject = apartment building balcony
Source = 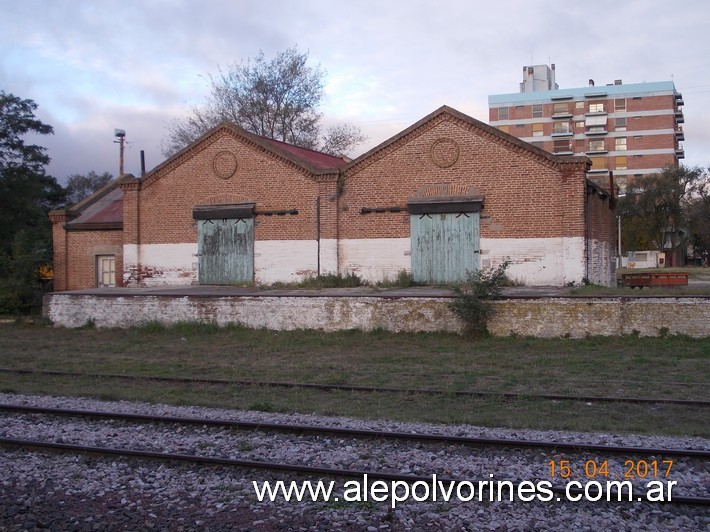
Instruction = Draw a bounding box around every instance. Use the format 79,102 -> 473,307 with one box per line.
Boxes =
551,111 -> 573,119
675,127 -> 685,141
675,110 -> 685,124
676,144 -> 685,159
675,93 -> 684,106
584,114 -> 607,136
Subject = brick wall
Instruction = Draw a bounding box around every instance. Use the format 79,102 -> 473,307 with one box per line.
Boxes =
337,111 -> 604,284
119,128 -> 340,285
49,211 -> 123,291
340,114 -> 588,240
130,129 -> 330,244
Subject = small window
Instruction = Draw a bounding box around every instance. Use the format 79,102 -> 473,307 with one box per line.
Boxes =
615,137 -> 627,151
575,101 -> 585,109
97,255 -> 116,288
553,121 -> 571,134
553,102 -> 569,115
498,107 -> 509,120
575,120 -> 585,129
498,125 -> 510,133
615,117 -> 627,131
588,139 -> 606,152
532,123 -> 544,137
590,157 -> 607,170
615,156 -> 628,170
589,102 -> 605,113
532,104 -> 543,118
553,139 -> 572,153
614,98 -> 626,111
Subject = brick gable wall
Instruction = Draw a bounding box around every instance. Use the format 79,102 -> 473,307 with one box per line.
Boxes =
340,115 -> 586,240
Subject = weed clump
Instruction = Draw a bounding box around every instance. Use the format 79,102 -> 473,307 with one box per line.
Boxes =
449,261 -> 510,338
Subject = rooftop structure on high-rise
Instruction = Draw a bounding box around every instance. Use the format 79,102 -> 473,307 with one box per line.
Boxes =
488,65 -> 685,193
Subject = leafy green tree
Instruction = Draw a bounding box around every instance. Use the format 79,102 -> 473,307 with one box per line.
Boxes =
0,91 -> 65,313
66,170 -> 113,205
162,47 -> 366,157
687,183 -> 710,263
618,165 -> 707,264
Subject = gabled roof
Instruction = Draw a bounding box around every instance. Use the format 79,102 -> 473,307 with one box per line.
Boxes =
64,177 -> 124,230
140,122 -> 347,188
260,136 -> 348,170
344,105 -> 589,174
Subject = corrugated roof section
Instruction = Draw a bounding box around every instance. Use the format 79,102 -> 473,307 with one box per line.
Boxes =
261,137 -> 347,170
67,187 -> 123,226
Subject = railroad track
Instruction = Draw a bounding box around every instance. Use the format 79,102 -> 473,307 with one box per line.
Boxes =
1,437 -> 707,507
1,368 -> 707,407
0,403 -> 707,507
0,403 -> 708,458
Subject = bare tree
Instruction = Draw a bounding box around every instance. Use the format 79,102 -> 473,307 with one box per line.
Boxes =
162,47 -> 366,158
320,124 -> 369,157
66,170 -> 113,204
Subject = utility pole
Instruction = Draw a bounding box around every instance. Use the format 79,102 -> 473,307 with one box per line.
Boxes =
114,129 -> 126,175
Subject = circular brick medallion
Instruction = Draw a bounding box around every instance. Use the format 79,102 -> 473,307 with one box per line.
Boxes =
213,151 -> 238,179
430,138 -> 460,168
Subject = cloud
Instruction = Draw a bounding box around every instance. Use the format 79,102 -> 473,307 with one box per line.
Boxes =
1,0 -> 709,178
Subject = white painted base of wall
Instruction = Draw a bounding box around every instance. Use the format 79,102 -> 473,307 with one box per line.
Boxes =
481,237 -> 587,286
122,236 -> 608,288
338,237 -> 592,286
254,240 -> 318,284
124,241 -> 336,286
123,243 -> 198,286
319,239 -> 338,276
339,238 -> 411,282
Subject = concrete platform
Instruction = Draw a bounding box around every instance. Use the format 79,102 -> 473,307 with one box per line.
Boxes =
51,284 -> 574,299
43,284 -> 710,337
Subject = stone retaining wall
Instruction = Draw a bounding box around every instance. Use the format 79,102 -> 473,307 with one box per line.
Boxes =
43,293 -> 710,338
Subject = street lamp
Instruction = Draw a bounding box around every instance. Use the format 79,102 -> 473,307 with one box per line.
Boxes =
114,129 -> 126,175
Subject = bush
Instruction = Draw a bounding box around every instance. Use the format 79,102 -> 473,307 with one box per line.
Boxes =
375,269 -> 416,288
449,261 -> 510,338
0,230 -> 52,315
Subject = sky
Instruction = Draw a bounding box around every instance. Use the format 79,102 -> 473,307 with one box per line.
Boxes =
2,0 -> 710,184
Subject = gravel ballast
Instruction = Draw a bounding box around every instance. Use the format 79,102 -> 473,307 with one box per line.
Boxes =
0,393 -> 707,531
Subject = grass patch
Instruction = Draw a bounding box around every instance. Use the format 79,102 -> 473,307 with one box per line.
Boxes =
269,272 -> 364,289
0,322 -> 708,436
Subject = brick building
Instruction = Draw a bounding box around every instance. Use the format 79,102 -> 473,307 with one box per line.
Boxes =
50,106 -> 615,290
488,65 -> 685,194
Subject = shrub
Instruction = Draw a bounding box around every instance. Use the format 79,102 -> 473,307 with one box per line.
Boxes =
449,261 -> 510,338
292,272 -> 364,289
375,269 -> 416,288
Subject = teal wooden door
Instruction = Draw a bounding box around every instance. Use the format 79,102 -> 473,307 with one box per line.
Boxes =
410,212 -> 479,284
198,218 -> 254,284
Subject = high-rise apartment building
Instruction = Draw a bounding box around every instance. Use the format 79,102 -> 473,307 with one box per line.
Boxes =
488,65 -> 685,194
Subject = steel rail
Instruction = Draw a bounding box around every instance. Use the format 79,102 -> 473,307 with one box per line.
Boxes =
1,404 -> 708,459
0,437 -> 706,507
0,368 -> 707,407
